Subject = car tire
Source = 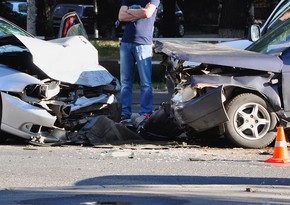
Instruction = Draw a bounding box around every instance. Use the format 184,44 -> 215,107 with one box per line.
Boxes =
224,93 -> 277,148
176,23 -> 184,37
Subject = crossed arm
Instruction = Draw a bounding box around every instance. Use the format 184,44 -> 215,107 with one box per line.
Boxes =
118,3 -> 157,22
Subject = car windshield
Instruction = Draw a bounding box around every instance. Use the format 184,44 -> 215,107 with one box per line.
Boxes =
265,0 -> 290,32
246,18 -> 290,55
0,18 -> 32,37
54,4 -> 83,17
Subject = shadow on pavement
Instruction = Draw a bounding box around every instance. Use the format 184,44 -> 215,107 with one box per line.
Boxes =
75,175 -> 290,186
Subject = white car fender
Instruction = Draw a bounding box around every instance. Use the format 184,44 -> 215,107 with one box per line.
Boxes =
0,64 -> 43,92
1,92 -> 57,139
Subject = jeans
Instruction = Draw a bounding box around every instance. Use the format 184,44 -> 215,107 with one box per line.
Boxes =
120,42 -> 153,117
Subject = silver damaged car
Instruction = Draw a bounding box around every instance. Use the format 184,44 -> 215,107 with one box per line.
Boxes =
0,14 -> 120,145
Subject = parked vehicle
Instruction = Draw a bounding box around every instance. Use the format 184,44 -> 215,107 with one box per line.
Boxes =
7,1 -> 27,16
52,4 -> 97,38
0,14 -> 120,145
221,0 -> 290,49
115,2 -> 185,38
153,2 -> 185,37
151,17 -> 290,149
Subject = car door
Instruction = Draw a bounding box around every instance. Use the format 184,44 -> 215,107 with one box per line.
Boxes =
58,11 -> 88,39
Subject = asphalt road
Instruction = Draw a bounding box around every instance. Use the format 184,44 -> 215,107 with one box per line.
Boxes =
1,88 -> 289,205
1,143 -> 290,204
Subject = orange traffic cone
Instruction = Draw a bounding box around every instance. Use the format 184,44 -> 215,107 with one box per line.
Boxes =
265,126 -> 290,164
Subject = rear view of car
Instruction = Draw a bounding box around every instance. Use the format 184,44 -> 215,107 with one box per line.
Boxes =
53,4 -> 97,38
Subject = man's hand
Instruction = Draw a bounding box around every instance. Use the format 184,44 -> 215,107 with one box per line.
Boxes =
118,3 -> 157,22
118,5 -> 140,22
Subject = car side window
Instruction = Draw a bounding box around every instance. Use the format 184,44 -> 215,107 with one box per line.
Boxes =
249,18 -> 290,55
267,1 -> 290,32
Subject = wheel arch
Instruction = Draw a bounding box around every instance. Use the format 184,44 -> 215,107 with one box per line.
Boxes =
223,85 -> 279,114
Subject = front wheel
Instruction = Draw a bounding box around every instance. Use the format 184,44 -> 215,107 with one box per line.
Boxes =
224,93 -> 277,148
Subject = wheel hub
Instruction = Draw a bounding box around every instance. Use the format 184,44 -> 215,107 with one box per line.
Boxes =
234,103 -> 271,140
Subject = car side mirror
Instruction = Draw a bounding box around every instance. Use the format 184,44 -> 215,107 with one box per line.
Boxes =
249,24 -> 261,42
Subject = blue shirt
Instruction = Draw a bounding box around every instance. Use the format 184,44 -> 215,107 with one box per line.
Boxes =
121,0 -> 160,45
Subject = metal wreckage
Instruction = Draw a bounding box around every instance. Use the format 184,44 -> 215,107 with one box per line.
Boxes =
86,32 -> 290,149
4,12 -> 290,149
1,37 -> 287,149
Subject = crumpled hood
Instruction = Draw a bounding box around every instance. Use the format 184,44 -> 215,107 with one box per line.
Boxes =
155,40 -> 284,73
14,34 -> 114,87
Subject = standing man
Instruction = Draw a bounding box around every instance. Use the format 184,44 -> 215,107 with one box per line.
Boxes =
118,0 -> 160,121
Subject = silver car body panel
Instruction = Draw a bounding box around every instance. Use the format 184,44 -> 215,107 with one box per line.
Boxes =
14,34 -> 114,87
71,94 -> 116,112
1,92 -> 57,139
0,64 -> 44,92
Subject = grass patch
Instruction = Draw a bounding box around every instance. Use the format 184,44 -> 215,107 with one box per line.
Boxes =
91,40 -> 167,91
90,40 -> 163,61
90,40 -> 120,60
133,82 -> 168,91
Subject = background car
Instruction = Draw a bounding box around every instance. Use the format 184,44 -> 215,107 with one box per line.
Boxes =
52,3 -> 98,38
7,0 -> 27,16
114,2 -> 185,38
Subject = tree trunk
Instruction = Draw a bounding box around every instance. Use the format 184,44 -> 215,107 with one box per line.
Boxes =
27,0 -> 37,35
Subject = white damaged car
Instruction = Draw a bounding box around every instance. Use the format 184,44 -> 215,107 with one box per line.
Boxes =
0,14 -> 120,145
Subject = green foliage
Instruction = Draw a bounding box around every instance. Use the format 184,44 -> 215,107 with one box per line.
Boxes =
91,40 -> 167,90
90,40 -> 120,60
